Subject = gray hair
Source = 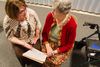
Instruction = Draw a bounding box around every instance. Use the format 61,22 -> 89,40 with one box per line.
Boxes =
52,0 -> 71,14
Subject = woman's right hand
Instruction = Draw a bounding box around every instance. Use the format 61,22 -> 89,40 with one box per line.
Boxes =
8,37 -> 33,50
45,43 -> 53,57
24,43 -> 33,50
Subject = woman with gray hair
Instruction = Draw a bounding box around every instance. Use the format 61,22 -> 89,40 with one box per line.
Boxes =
42,0 -> 77,67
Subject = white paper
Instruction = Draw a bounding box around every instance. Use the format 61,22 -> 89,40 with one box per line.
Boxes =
23,48 -> 47,64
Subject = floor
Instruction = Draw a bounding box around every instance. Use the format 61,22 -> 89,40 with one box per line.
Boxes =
0,25 -> 100,67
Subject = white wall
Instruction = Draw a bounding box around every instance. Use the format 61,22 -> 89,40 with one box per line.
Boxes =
25,0 -> 100,14
0,1 -> 5,26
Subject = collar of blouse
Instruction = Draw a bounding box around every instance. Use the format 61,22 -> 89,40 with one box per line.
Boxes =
52,11 -> 70,27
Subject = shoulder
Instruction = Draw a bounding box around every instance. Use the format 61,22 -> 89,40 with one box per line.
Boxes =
3,15 -> 9,23
69,14 -> 77,27
44,12 -> 53,27
46,12 -> 53,20
3,15 -> 10,26
3,15 -> 11,31
47,12 -> 52,17
26,7 -> 39,20
3,15 -> 18,29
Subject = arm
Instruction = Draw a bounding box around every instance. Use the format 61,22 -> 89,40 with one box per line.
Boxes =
42,12 -> 52,43
8,37 -> 33,49
58,26 -> 77,53
28,8 -> 41,44
33,12 -> 41,44
42,12 -> 55,56
47,26 -> 77,56
56,16 -> 77,53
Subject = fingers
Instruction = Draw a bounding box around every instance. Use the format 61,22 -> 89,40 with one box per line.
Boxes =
24,44 -> 33,50
47,50 -> 58,57
47,51 -> 55,57
27,45 -> 33,50
33,37 -> 38,44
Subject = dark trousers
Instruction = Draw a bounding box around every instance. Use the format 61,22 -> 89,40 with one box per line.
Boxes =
17,57 -> 42,67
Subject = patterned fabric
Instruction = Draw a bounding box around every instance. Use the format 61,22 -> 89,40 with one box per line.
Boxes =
3,8 -> 41,44
41,40 -> 73,66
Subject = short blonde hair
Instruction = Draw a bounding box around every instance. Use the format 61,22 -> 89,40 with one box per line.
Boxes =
52,0 -> 71,14
5,0 -> 26,19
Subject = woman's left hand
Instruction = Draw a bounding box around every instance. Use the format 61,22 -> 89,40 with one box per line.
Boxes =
47,51 -> 54,57
47,50 -> 58,57
45,43 -> 53,57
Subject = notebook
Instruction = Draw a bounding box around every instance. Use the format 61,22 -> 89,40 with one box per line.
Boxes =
23,48 -> 47,64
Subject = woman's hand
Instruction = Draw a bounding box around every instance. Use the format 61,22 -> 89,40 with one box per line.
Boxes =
47,50 -> 58,57
23,43 -> 33,50
33,36 -> 39,44
45,43 -> 53,57
33,27 -> 40,44
46,47 -> 53,57
8,37 -> 33,50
